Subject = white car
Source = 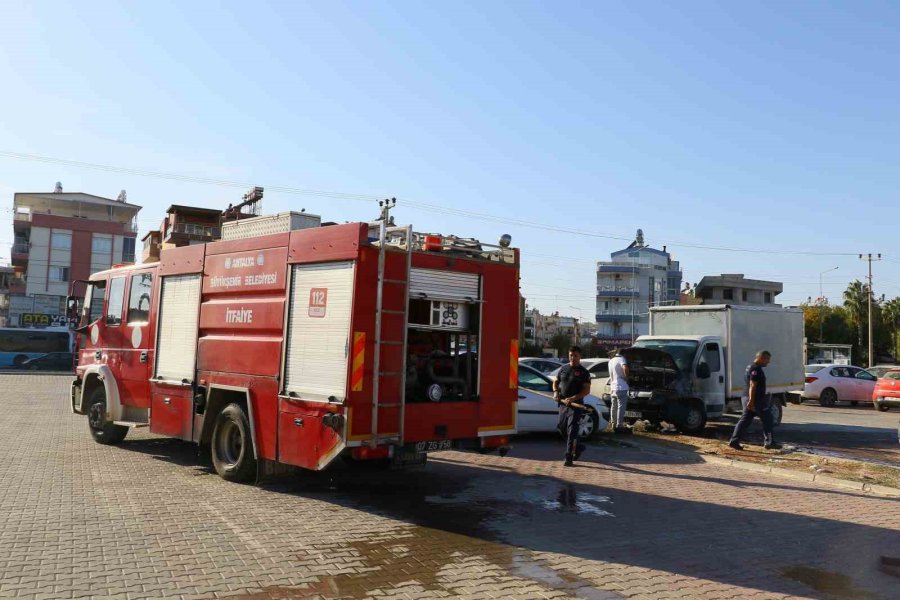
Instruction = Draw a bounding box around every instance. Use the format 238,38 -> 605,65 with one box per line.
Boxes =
519,357 -> 565,375
801,364 -> 878,407
517,364 -> 609,439
549,358 -> 611,398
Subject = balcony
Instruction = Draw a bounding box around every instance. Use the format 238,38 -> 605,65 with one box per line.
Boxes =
11,242 -> 29,267
595,310 -> 646,323
165,222 -> 221,243
597,265 -> 634,273
9,277 -> 26,294
596,286 -> 638,298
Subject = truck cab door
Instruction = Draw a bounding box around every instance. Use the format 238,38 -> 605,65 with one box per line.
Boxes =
694,342 -> 726,415
119,270 -> 155,408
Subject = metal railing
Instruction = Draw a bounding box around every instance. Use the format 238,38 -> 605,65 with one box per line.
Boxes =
12,243 -> 29,255
170,222 -> 221,237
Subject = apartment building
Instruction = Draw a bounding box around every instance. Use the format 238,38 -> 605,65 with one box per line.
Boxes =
9,186 -> 141,326
695,274 -> 783,306
595,229 -> 683,346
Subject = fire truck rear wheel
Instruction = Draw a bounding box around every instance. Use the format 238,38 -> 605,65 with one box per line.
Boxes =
87,387 -> 128,445
211,403 -> 257,482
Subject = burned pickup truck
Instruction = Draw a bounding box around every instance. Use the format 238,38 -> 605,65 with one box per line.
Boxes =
608,346 -> 705,434
604,305 -> 805,434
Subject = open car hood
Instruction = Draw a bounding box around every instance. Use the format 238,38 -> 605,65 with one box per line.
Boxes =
621,347 -> 679,373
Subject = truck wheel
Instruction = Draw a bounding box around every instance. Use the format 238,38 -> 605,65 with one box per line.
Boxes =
851,401 -> 859,406
876,402 -> 890,412
577,410 -> 600,440
819,388 -> 837,407
12,354 -> 27,366
770,402 -> 783,426
211,403 -> 257,483
87,387 -> 128,445
675,401 -> 707,435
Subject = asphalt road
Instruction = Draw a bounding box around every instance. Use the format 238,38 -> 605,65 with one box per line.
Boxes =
779,402 -> 900,466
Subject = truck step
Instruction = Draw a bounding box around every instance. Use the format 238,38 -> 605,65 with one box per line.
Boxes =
112,421 -> 149,428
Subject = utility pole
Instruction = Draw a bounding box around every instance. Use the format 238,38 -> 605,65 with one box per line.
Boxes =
859,253 -> 882,367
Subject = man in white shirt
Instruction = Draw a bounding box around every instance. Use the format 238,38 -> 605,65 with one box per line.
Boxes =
608,348 -> 631,434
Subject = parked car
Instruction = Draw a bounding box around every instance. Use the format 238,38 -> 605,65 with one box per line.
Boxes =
516,364 -> 609,439
548,358 -> 611,398
872,369 -> 900,412
866,365 -> 897,379
17,352 -> 74,372
801,364 -> 878,406
519,357 -> 565,375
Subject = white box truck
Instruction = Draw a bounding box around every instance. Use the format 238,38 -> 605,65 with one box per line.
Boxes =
611,305 -> 805,434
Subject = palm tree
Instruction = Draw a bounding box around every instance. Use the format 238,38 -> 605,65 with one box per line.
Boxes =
843,280 -> 868,361
882,297 -> 900,360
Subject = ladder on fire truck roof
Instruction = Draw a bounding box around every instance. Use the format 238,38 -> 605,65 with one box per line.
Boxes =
370,199 -> 413,448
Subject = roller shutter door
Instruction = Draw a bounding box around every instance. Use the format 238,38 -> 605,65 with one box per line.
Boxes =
284,261 -> 355,402
155,274 -> 202,382
409,268 -> 480,302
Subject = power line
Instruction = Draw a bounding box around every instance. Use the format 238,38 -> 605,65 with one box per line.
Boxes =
0,150 -> 871,257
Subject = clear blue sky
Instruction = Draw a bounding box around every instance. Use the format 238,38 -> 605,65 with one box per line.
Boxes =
2,0 -> 900,320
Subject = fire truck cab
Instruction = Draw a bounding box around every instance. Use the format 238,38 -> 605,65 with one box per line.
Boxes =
70,211 -> 520,482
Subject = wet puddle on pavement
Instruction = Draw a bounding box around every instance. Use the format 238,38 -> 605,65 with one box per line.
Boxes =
216,469 -> 622,599
779,565 -> 880,599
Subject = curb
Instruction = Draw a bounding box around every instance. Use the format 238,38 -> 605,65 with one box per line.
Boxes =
605,435 -> 900,498
699,454 -> 900,498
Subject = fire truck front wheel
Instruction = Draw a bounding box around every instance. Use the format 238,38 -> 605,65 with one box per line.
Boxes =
211,403 -> 257,482
87,387 -> 128,445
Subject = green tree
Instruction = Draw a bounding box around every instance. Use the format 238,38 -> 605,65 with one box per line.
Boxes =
549,333 -> 572,359
843,280 -> 869,362
882,297 -> 900,360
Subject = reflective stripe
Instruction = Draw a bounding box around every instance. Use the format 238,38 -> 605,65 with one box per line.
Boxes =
509,339 -> 518,389
351,332 -> 365,392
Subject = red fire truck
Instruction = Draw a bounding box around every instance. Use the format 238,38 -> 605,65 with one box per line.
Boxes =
69,206 -> 520,482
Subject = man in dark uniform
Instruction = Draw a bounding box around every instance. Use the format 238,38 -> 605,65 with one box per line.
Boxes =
553,345 -> 592,466
729,350 -> 782,450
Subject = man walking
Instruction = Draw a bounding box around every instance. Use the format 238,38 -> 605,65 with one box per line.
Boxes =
554,345 -> 592,467
729,350 -> 782,450
608,348 -> 631,434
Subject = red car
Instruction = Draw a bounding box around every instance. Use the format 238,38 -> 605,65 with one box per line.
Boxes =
871,369 -> 900,412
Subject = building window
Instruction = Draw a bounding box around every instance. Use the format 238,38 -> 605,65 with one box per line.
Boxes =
49,266 -> 69,282
723,288 -> 734,300
764,292 -> 772,304
92,236 -> 113,253
51,231 -> 72,250
122,237 -> 136,263
742,290 -> 748,302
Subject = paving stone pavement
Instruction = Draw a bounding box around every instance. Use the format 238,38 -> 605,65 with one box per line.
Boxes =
1,374 -> 898,600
